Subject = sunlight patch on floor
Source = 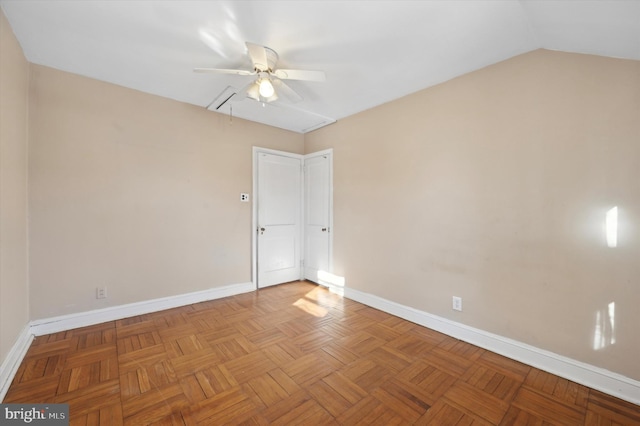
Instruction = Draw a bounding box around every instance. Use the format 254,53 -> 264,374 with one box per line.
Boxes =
293,297 -> 328,317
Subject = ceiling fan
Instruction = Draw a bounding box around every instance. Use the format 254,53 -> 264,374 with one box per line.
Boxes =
195,42 -> 325,104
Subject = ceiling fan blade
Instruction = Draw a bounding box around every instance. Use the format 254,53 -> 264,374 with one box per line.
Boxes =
272,79 -> 303,103
194,68 -> 255,76
263,91 -> 279,103
246,42 -> 270,71
273,69 -> 325,82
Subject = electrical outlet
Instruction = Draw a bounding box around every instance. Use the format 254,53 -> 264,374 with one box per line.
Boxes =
240,193 -> 250,202
452,296 -> 462,312
96,287 -> 107,299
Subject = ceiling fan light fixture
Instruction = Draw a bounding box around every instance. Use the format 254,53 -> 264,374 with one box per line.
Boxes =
246,82 -> 260,101
258,78 -> 275,98
197,42 -> 324,106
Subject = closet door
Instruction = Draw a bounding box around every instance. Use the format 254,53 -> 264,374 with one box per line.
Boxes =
256,151 -> 302,288
304,151 -> 332,283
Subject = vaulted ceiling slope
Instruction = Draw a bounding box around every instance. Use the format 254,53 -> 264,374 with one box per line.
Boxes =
2,1 -> 639,133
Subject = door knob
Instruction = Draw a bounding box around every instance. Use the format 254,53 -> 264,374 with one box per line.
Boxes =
259,227 -> 265,235
321,228 -> 327,232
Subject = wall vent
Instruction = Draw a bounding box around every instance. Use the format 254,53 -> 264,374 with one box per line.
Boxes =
206,86 -> 238,111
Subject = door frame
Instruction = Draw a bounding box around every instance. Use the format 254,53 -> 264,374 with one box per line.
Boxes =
252,147 -> 333,289
252,147 -> 304,289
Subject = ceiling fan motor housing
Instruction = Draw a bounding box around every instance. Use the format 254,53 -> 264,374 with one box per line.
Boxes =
256,46 -> 279,72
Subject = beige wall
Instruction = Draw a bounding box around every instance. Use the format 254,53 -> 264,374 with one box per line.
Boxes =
306,49 -> 640,381
3,19 -> 638,388
0,10 -> 29,363
28,65 -> 303,319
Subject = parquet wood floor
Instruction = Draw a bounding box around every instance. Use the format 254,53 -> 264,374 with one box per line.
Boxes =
4,281 -> 639,425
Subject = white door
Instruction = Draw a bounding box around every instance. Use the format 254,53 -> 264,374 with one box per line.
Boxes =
304,152 -> 332,283
256,151 -> 302,288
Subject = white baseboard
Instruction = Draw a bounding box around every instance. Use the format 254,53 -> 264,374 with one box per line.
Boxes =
319,283 -> 640,406
0,325 -> 34,402
1,281 -> 254,402
0,283 -> 256,401
5,281 -> 639,406
30,282 -> 255,336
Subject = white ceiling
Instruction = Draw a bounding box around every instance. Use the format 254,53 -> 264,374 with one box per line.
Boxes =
2,1 -> 639,133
